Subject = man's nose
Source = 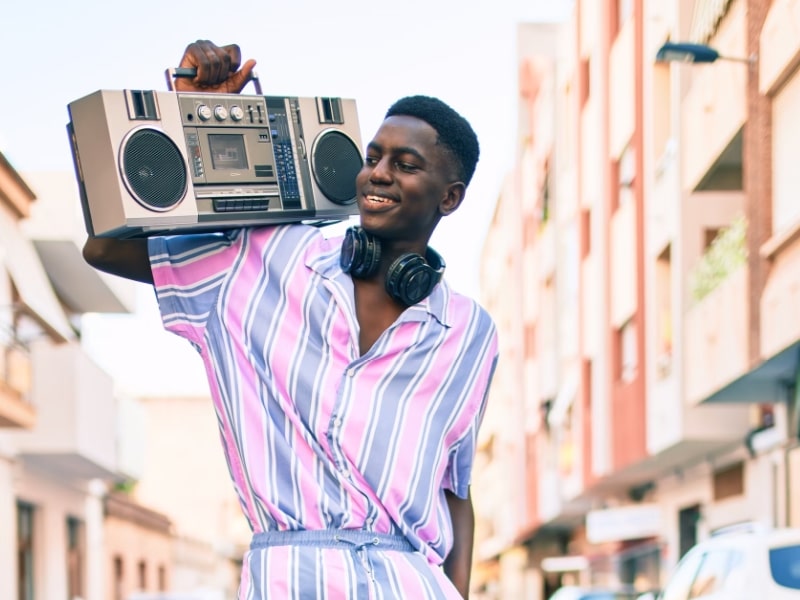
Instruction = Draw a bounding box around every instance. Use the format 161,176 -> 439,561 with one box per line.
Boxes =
369,157 -> 392,183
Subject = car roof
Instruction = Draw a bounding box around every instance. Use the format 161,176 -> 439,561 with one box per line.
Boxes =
688,527 -> 800,553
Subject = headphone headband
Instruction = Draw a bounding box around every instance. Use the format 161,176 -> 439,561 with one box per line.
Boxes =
340,227 -> 445,306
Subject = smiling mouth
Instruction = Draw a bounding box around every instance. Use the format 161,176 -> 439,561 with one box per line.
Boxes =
362,194 -> 398,207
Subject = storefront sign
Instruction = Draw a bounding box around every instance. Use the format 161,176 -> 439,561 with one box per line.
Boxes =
586,504 -> 663,544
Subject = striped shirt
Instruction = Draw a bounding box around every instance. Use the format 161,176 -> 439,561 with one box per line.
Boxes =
148,224 -> 498,598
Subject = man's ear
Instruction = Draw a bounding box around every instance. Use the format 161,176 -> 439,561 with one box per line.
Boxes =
439,182 -> 466,216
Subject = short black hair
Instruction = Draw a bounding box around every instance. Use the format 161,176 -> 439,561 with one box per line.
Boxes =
384,95 -> 480,186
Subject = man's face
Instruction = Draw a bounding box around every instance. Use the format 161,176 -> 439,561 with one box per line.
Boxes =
355,115 -> 463,248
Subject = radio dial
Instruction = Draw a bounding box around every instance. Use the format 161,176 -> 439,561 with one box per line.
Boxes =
197,105 -> 212,121
230,105 -> 244,121
214,105 -> 229,121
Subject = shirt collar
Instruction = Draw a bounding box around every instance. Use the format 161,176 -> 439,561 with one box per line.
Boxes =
307,235 -> 452,327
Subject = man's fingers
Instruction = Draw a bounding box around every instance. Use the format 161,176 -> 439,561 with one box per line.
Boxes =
174,41 -> 255,93
221,44 -> 243,73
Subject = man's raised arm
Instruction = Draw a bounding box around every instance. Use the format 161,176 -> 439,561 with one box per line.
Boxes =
83,237 -> 153,284
81,40 -> 257,285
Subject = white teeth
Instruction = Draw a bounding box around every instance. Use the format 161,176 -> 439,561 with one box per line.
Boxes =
366,195 -> 393,203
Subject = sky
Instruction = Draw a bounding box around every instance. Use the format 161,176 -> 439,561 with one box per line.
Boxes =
2,0 -> 573,396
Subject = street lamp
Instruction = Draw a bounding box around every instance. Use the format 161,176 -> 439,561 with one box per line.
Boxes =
655,41 -> 755,65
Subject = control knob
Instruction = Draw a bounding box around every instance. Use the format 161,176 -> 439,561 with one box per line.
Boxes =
214,105 -> 229,121
197,104 -> 213,121
230,105 -> 244,121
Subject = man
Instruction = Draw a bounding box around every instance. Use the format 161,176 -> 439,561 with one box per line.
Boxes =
83,40 -> 498,599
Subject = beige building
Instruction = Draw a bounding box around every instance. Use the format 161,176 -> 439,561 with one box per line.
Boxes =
475,1 -> 800,598
0,158 -> 139,599
0,163 -> 241,600
132,395 -> 252,598
105,491 -> 173,599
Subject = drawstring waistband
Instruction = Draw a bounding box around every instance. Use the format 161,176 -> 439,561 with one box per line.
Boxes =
250,529 -> 415,581
251,528 -> 414,551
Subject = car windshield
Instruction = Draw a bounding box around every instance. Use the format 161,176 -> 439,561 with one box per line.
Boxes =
769,544 -> 800,590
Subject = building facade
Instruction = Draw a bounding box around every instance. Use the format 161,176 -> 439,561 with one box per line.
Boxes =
131,395 -> 251,598
476,0 -> 800,598
0,163 -> 243,600
0,157 -> 138,600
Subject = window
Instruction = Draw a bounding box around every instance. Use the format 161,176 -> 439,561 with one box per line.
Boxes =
158,564 -> 167,591
66,517 -> 85,600
655,245 -> 673,378
652,52 -> 673,168
619,320 -> 638,383
579,58 -> 591,107
580,208 -> 592,258
138,559 -> 147,590
679,505 -> 701,559
713,462 -> 745,501
661,549 -> 703,600
17,502 -> 35,600
113,556 -> 124,600
770,544 -> 800,589
688,550 -> 734,598
617,146 -> 636,208
540,165 -> 552,223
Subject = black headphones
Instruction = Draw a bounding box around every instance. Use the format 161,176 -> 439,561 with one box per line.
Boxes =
340,226 -> 446,306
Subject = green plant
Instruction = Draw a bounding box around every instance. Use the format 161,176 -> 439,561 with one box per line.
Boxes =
113,479 -> 137,495
690,215 -> 748,302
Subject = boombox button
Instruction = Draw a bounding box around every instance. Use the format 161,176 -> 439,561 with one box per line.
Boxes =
230,106 -> 244,121
197,105 -> 212,121
214,105 -> 228,121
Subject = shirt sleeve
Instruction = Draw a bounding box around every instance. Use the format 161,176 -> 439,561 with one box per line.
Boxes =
444,317 -> 499,499
148,230 -> 243,346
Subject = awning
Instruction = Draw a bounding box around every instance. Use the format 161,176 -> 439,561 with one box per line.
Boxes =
33,240 -> 135,314
704,341 -> 800,404
0,215 -> 75,342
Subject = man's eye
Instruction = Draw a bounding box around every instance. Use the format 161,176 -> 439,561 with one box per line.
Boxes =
364,156 -> 379,166
396,162 -> 419,172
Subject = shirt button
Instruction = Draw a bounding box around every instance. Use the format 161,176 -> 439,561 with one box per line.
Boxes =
346,368 -> 355,377
334,418 -> 342,427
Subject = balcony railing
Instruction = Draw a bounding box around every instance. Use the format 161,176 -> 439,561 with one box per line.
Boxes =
12,341 -> 118,477
685,263 -> 749,405
689,215 -> 747,303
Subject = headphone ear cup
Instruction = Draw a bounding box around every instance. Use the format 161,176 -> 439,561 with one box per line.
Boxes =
359,230 -> 381,277
341,226 -> 382,278
386,253 -> 437,306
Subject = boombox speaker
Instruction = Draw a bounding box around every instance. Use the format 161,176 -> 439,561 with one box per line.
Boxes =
67,89 -> 363,238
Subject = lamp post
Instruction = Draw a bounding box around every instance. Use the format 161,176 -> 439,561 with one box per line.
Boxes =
655,41 -> 755,65
656,25 -> 773,419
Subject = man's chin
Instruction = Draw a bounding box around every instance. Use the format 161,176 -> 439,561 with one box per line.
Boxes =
357,213 -> 385,233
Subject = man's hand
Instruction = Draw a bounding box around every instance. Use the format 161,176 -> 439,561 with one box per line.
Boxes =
174,39 -> 257,93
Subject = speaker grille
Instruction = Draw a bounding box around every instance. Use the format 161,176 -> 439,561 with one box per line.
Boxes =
121,129 -> 187,211
311,130 -> 362,205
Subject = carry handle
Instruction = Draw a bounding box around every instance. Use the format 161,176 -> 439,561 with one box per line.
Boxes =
164,67 -> 262,94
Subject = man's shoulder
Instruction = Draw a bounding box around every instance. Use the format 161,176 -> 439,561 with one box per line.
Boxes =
246,222 -> 331,250
441,285 -> 497,332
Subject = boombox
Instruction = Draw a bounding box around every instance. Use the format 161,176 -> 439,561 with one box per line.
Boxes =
67,88 -> 363,238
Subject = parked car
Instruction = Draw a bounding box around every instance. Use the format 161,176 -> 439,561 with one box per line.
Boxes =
547,586 -> 641,600
659,524 -> 800,599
